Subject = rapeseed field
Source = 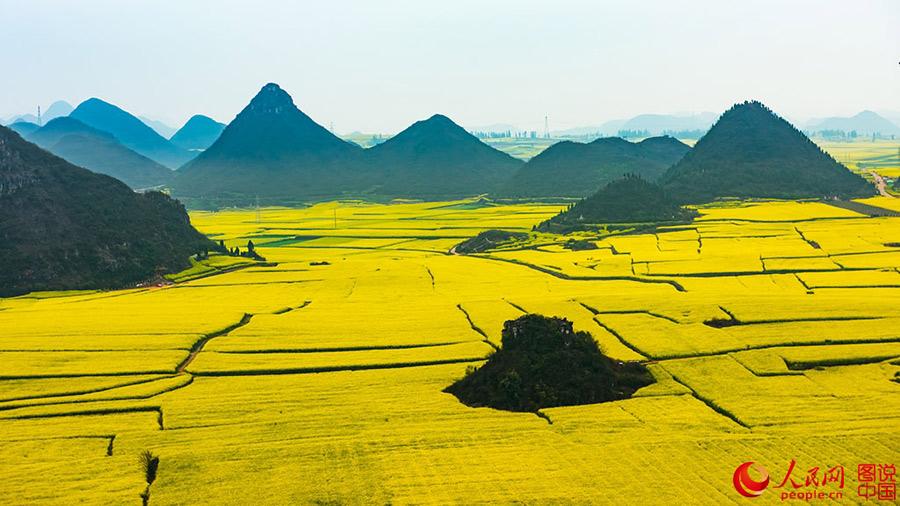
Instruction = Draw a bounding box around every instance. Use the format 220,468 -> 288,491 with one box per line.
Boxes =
0,198 -> 898,504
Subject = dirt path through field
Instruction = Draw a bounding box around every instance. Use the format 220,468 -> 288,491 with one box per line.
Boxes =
869,170 -> 894,198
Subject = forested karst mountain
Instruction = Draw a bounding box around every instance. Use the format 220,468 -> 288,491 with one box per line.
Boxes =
541,174 -> 695,229
173,83 -> 366,202
367,114 -> 523,197
661,101 -> 875,202
503,136 -> 689,197
0,125 -> 212,296
174,86 -> 522,202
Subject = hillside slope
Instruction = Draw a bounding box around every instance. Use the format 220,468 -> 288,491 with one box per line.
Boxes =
504,136 -> 689,197
661,101 -> 875,203
170,115 -> 226,151
0,125 -> 212,296
28,117 -> 173,189
367,114 -> 523,197
70,98 -> 193,169
174,83 -> 365,203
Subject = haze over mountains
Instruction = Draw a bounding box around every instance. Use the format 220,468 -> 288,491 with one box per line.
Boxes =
503,136 -> 689,198
806,111 -> 899,135
70,99 -> 195,169
170,115 -> 226,151
553,112 -> 717,137
1,84 -> 879,210
0,125 -> 213,297
27,117 -> 173,189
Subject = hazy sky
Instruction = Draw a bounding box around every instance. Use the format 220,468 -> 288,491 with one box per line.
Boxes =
1,0 -> 897,132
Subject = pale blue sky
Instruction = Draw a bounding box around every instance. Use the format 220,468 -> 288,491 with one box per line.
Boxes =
1,0 -> 897,132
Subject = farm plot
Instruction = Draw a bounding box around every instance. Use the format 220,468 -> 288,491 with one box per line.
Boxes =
0,198 -> 898,504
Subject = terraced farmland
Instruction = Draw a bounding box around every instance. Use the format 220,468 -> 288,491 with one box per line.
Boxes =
1,198 -> 898,504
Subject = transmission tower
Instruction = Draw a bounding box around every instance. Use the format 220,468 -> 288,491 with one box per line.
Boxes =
37,106 -> 42,126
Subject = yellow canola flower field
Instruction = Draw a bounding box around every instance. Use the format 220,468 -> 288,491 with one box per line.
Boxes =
0,198 -> 898,505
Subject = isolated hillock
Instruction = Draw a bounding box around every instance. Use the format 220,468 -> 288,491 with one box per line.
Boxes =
539,174 -> 695,231
502,136 -> 689,198
445,314 -> 654,412
660,101 -> 875,203
0,125 -> 214,296
454,229 -> 528,254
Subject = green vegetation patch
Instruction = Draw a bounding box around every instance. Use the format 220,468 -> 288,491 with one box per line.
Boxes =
454,229 -> 529,254
445,314 -> 655,412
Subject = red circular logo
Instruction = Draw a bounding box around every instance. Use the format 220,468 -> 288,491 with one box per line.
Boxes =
733,461 -> 770,498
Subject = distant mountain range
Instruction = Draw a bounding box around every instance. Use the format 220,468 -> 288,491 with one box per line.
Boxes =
617,112 -> 717,135
139,116 -> 178,138
6,86 -> 876,206
2,100 -> 73,126
467,123 -> 519,134
661,101 -> 875,202
806,111 -> 899,135
503,136 -> 689,198
70,99 -> 194,169
554,113 -> 717,138
0,125 -> 213,296
43,100 -> 74,122
8,121 -> 41,137
27,117 -> 173,189
170,115 -> 226,151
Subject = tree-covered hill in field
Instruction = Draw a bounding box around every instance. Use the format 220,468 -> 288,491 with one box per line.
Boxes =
170,114 -> 226,151
540,174 -> 695,230
0,125 -> 214,297
28,117 -> 173,189
445,314 -> 654,412
366,114 -> 523,198
502,136 -> 689,198
70,98 -> 194,169
173,83 -> 367,202
660,101 -> 875,203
